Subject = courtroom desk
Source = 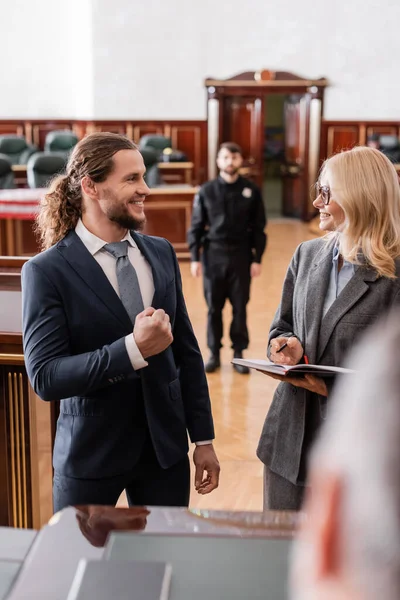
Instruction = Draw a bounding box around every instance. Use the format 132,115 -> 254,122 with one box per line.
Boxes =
0,188 -> 44,255
158,161 -> 194,185
0,186 -> 197,258
6,506 -> 299,599
0,285 -> 54,529
145,186 -> 197,259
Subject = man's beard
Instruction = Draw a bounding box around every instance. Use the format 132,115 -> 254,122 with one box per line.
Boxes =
222,166 -> 239,176
101,188 -> 146,231
108,208 -> 146,231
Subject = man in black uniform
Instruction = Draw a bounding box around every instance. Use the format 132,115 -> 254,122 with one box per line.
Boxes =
187,142 -> 267,374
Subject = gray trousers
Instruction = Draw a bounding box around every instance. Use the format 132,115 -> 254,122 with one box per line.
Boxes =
263,467 -> 306,511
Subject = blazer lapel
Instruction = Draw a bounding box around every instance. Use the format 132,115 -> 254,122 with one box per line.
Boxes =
131,232 -> 166,309
302,239 -> 335,364
57,231 -> 132,329
317,265 -> 378,360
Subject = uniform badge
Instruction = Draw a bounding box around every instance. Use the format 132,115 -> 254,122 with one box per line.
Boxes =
242,187 -> 252,198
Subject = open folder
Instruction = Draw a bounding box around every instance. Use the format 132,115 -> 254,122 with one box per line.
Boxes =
231,358 -> 356,377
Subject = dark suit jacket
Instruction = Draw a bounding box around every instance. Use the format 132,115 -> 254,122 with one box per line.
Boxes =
257,237 -> 400,485
22,230 -> 214,479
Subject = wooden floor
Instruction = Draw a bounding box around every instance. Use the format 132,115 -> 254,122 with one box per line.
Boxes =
116,219 -> 316,512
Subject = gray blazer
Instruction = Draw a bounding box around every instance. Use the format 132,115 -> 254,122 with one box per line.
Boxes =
257,237 -> 400,485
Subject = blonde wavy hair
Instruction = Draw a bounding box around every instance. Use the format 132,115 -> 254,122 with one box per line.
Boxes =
35,132 -> 138,250
320,146 -> 400,278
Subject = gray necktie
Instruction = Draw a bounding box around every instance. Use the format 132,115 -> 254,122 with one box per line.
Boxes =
104,241 -> 144,324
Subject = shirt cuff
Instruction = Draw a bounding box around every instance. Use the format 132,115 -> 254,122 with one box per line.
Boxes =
124,334 -> 148,370
195,440 -> 214,446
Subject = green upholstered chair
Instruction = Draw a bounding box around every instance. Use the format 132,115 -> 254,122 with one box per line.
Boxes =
139,134 -> 188,163
139,135 -> 172,155
140,148 -> 163,188
27,152 -> 66,189
0,154 -> 15,189
0,135 -> 38,165
44,130 -> 78,158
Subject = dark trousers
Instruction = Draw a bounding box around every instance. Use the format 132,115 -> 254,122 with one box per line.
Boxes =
263,467 -> 305,511
203,246 -> 251,354
53,437 -> 190,513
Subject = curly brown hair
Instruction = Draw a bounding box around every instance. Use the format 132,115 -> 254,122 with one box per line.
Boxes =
35,132 -> 138,250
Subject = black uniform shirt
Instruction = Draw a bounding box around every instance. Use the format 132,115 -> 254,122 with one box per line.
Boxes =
187,175 -> 267,262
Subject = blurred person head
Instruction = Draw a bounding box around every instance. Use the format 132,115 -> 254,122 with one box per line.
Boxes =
36,132 -> 150,250
367,133 -> 381,150
314,146 -> 400,278
75,505 -> 150,547
290,312 -> 400,600
217,141 -> 243,181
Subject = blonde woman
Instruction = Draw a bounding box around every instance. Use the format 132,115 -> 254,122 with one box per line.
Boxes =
257,146 -> 400,510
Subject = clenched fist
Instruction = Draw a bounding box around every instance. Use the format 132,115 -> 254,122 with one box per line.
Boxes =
133,307 -> 173,358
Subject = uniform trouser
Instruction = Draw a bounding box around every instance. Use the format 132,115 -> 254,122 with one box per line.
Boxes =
203,246 -> 251,354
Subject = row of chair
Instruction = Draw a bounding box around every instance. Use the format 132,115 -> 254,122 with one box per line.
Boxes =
0,132 -> 190,190
0,131 -> 79,165
0,152 -> 67,188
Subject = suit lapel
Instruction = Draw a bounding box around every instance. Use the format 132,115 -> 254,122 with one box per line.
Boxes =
131,232 -> 166,309
57,231 -> 132,329
317,265 -> 378,360
302,239 -> 334,364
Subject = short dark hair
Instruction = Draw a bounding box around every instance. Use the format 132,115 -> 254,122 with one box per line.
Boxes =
218,141 -> 242,156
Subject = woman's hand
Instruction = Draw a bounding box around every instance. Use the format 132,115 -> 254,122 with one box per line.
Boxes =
257,371 -> 328,396
270,336 -> 303,365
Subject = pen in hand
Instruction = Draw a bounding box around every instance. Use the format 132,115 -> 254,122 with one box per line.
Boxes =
276,341 -> 288,353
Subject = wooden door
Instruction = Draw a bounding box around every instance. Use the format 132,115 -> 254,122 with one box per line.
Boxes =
222,96 -> 264,187
281,94 -> 310,218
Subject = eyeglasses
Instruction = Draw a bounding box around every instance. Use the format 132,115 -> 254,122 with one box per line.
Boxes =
315,183 -> 331,205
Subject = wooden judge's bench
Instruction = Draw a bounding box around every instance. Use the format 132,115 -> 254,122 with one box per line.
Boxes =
0,186 -> 197,259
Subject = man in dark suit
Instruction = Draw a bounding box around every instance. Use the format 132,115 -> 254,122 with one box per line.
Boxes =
22,132 -> 219,512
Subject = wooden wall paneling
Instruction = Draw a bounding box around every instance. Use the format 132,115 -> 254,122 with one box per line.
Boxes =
30,121 -> 76,149
132,124 -> 165,143
366,125 -> 400,139
86,120 -> 130,137
170,124 -> 206,184
326,125 -> 360,156
320,121 -> 400,163
0,122 -> 25,137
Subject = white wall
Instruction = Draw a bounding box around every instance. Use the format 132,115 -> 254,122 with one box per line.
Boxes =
0,0 -> 93,118
2,0 -> 400,120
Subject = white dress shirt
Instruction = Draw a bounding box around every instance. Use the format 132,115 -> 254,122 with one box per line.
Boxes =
75,219 -> 212,446
75,219 -> 153,370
